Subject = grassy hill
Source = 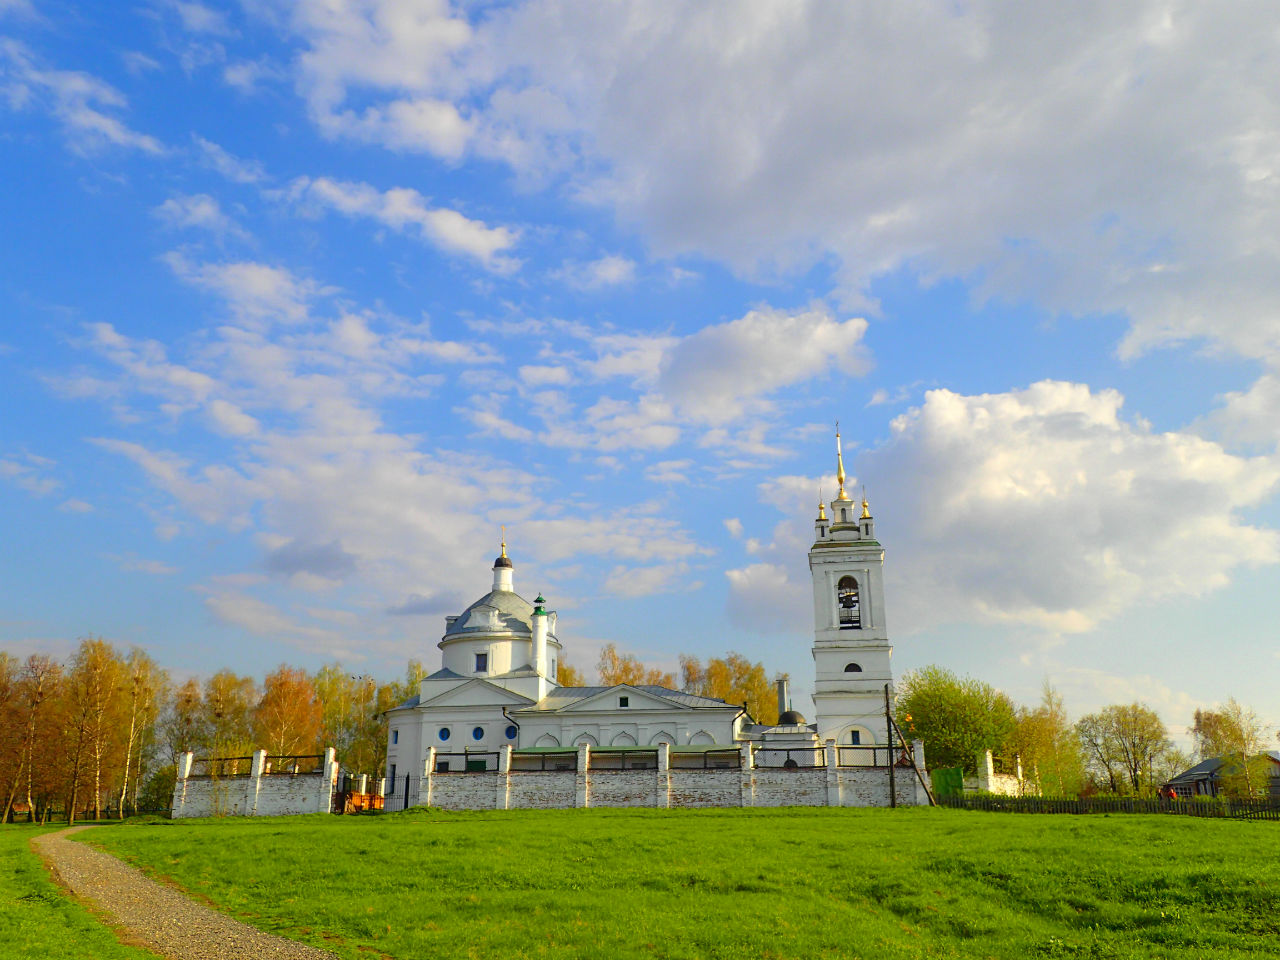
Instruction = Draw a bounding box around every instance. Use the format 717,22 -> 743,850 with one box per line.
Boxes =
82,807 -> 1278,959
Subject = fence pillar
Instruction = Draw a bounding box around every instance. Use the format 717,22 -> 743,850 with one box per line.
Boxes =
575,743 -> 591,808
739,742 -> 755,808
171,751 -> 194,818
498,744 -> 512,810
824,739 -> 840,807
249,749 -> 267,816
423,747 -> 436,808
912,740 -> 929,806
657,742 -> 671,809
978,749 -> 995,793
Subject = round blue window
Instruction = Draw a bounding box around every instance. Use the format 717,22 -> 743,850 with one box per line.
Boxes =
505,725 -> 518,740
438,727 -> 450,741
472,726 -> 484,741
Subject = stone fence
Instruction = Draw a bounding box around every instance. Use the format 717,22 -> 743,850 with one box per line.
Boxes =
385,740 -> 931,811
171,748 -> 339,818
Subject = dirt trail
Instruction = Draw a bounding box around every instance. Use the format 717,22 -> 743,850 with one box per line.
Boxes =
32,826 -> 338,960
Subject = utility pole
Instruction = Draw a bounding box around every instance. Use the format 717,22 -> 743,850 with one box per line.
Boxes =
884,683 -> 896,809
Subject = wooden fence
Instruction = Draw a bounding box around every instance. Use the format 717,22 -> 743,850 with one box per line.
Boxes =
940,794 -> 1280,820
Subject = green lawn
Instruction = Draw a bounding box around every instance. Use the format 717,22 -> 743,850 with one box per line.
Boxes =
85,807 -> 1279,960
0,824 -> 159,960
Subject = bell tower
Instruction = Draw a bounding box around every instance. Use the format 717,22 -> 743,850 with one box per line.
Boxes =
809,427 -> 893,746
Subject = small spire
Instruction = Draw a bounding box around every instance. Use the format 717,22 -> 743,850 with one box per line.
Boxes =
818,497 -> 827,521
835,422 -> 850,500
500,525 -> 507,559
861,487 -> 871,520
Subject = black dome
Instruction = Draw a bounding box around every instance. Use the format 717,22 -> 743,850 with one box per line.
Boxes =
493,555 -> 513,568
778,709 -> 806,725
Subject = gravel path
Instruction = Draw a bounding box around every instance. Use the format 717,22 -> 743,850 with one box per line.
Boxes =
31,826 -> 339,960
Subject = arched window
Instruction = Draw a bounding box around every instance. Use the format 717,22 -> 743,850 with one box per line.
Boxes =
837,576 -> 861,629
573,733 -> 598,747
689,730 -> 715,745
534,733 -> 560,747
844,662 -> 863,673
611,731 -> 637,746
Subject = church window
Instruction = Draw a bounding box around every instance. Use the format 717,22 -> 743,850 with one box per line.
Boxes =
475,652 -> 488,673
837,576 -> 861,629
619,696 -> 630,708
436,760 -> 450,772
472,726 -> 484,741
849,730 -> 861,745
438,727 -> 451,741
389,762 -> 397,784
391,729 -> 399,744
551,659 -> 557,680
844,662 -> 862,673
505,724 -> 518,740
841,508 -> 848,522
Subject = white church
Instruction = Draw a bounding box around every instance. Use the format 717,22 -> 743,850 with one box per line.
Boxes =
384,434 -> 898,785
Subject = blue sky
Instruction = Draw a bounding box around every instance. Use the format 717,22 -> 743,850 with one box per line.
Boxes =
3,1 -> 1278,743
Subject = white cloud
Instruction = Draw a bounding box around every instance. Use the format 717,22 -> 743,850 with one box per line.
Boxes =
59,498 -> 94,513
556,254 -> 636,291
1195,372 -> 1280,452
645,459 -> 693,485
287,176 -> 520,273
193,135 -> 265,184
0,40 -> 163,154
109,553 -> 179,576
280,0 -> 473,158
274,2 -> 1280,364
154,194 -> 249,240
164,254 -> 319,325
865,381 -> 1280,634
658,306 -> 868,424
724,562 -> 810,634
171,1 -> 233,36
725,381 -> 1280,639
518,364 -> 572,387
0,454 -> 59,497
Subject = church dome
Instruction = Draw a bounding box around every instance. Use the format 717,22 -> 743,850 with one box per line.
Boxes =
778,709 -> 807,725
444,589 -> 534,640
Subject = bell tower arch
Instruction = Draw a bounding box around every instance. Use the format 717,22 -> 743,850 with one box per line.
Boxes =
809,427 -> 893,745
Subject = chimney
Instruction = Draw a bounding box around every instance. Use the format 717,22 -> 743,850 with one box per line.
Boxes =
531,594 -> 548,677
776,676 -> 790,719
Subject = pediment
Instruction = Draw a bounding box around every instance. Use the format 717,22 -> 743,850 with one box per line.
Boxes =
559,684 -> 689,714
418,678 -> 535,710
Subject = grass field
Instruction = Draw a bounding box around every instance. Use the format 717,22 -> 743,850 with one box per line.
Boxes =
80,807 -> 1280,960
0,824 -> 159,960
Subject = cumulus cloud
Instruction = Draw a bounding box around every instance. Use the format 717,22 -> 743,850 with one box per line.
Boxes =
725,381 -> 1280,638
193,134 -> 265,183
271,1 -> 1280,362
556,254 -> 636,291
154,194 -> 249,240
0,453 -> 59,497
867,381 -> 1280,633
0,40 -> 163,154
658,306 -> 868,424
279,0 -> 473,158
287,176 -> 519,272
164,254 -> 320,325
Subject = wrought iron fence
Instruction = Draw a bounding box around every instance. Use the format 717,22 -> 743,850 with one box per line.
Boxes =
752,746 -> 825,769
940,794 -> 1280,820
588,750 -> 659,771
510,751 -> 578,772
433,751 -> 499,773
669,749 -> 741,770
